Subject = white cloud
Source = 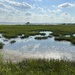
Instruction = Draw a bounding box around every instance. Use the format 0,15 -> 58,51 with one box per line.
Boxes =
0,0 -> 75,23
0,8 -> 8,13
0,0 -> 33,9
0,2 -> 20,15
32,0 -> 42,2
59,12 -> 72,23
0,0 -> 33,16
38,7 -> 46,13
25,12 -> 32,16
58,2 -> 75,8
48,9 -> 61,14
0,11 -> 75,23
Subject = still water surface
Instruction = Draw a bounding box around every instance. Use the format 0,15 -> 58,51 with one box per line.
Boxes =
0,31 -> 75,61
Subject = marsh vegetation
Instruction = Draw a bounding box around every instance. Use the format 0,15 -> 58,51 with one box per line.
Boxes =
35,36 -> 48,40
0,54 -> 75,75
10,40 -> 16,44
0,25 -> 75,75
0,42 -> 4,49
0,25 -> 75,44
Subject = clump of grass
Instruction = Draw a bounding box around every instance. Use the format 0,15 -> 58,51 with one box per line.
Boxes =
20,36 -> 25,39
48,35 -> 52,38
35,36 -> 48,40
0,42 -> 4,49
51,33 -> 60,37
54,36 -> 71,41
54,35 -> 75,45
71,40 -> 75,45
10,40 -> 16,44
39,33 -> 46,36
3,33 -> 18,39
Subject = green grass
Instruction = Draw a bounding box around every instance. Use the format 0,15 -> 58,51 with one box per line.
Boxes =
0,42 -> 4,49
0,25 -> 75,45
0,25 -> 75,44
10,40 -> 16,44
35,36 -> 48,40
1,25 -> 75,75
55,36 -> 71,41
0,25 -> 75,38
0,55 -> 75,75
54,35 -> 75,45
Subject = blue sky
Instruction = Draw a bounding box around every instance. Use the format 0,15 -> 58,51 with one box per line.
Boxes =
0,0 -> 75,23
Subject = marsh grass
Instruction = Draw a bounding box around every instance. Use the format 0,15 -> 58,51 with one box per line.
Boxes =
55,36 -> 71,41
1,25 -> 75,75
0,25 -> 75,39
71,40 -> 75,45
10,40 -> 16,44
35,36 -> 48,40
0,56 -> 75,75
55,35 -> 75,45
0,25 -> 75,45
0,54 -> 3,63
0,42 -> 4,49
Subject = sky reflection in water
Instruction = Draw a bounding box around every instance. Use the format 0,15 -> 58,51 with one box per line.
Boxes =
1,31 -> 75,61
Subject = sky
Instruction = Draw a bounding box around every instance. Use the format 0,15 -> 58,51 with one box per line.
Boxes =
0,0 -> 75,23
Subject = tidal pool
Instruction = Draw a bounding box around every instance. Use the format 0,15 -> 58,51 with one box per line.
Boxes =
0,31 -> 75,62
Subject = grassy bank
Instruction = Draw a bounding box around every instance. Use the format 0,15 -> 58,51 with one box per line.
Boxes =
0,54 -> 75,75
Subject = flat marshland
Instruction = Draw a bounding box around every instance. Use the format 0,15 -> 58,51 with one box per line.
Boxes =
0,25 -> 75,75
0,25 -> 75,44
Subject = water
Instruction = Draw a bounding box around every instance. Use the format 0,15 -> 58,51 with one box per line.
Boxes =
0,31 -> 75,62
73,34 -> 75,37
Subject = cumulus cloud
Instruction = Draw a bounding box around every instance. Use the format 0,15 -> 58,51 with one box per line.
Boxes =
0,2 -> 15,11
56,12 -> 75,23
32,0 -> 42,1
0,0 -> 33,9
25,12 -> 32,16
0,0 -> 34,16
0,2 -> 17,15
58,2 -> 75,8
38,7 -> 46,13
48,9 -> 61,14
0,0 -> 75,23
0,8 -> 8,13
